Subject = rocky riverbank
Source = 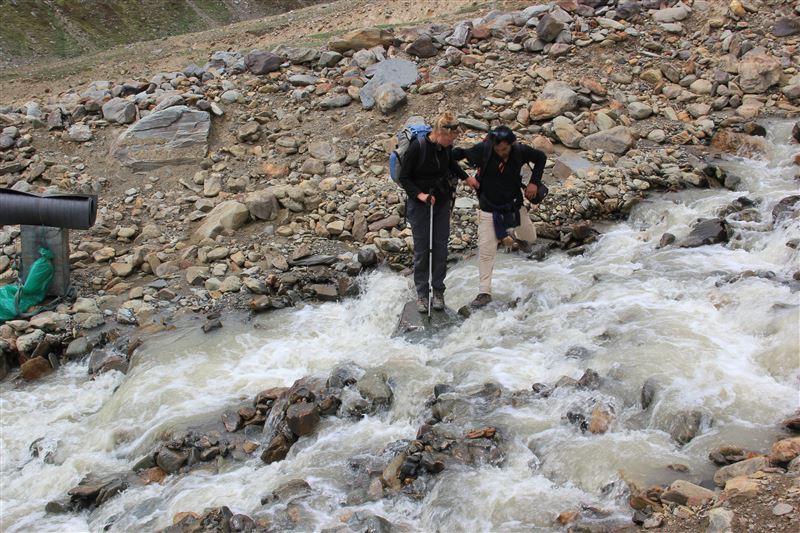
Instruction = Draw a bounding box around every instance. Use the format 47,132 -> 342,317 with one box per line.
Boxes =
0,0 -> 799,530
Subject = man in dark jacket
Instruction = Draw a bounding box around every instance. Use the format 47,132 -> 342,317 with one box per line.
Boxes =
453,126 -> 547,308
399,111 -> 478,312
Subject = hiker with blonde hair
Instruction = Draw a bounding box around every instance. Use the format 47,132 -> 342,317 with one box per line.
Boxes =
398,112 -> 479,313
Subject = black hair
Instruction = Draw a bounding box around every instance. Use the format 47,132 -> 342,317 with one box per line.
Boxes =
489,125 -> 516,144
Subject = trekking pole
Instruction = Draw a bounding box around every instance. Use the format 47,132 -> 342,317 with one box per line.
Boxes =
427,196 -> 433,319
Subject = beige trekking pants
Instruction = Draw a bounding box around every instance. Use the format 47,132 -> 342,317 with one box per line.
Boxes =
477,206 -> 536,295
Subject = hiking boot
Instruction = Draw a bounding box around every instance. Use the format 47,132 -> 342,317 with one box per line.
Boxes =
417,296 -> 429,314
470,293 -> 492,309
432,290 -> 445,311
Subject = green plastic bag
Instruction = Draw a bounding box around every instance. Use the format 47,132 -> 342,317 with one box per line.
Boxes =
0,248 -> 54,322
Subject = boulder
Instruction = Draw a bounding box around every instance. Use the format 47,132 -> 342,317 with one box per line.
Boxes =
714,456 -> 770,486
579,126 -> 635,155
537,14 -> 566,42
529,81 -> 578,120
773,17 -> 800,37
446,22 -> 472,47
710,129 -> 766,158
770,437 -> 800,463
286,402 -> 320,437
308,141 -> 345,163
21,356 -> 52,381
192,201 -> 249,242
406,34 -> 437,58
359,59 -> 419,110
374,84 -> 407,114
738,49 -> 782,94
679,218 -> 729,248
329,28 -> 393,53
244,51 -> 282,74
68,124 -> 93,142
110,106 -> 210,171
552,116 -> 583,148
101,98 -> 137,124
661,480 -> 716,506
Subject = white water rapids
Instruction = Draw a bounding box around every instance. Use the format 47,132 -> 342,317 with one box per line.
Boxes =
1,121 -> 798,532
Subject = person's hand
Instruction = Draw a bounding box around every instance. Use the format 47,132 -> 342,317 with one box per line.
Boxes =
524,182 -> 538,202
417,192 -> 435,205
465,175 -> 480,190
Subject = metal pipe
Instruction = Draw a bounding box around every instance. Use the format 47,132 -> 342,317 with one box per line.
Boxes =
0,189 -> 97,230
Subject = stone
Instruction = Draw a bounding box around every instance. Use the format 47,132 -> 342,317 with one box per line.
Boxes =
652,4 -> 690,23
706,508 -> 734,533
772,503 -> 793,516
661,480 -> 715,506
329,28 -> 394,53
65,337 -> 91,359
552,116 -> 583,148
679,219 -> 728,248
192,201 -> 250,241
738,49 -> 782,94
628,102 -> 653,120
537,14 -> 566,42
110,106 -> 210,171
357,369 -> 393,410
320,95 -> 352,109
579,126 -> 635,155
406,34 -> 437,58
156,448 -> 187,474
308,141 -> 344,163
773,17 -> 800,37
102,98 -> 137,124
710,129 -> 767,158
359,59 -> 419,110
770,436 -> 800,463
722,475 -> 760,500
714,456 -> 770,487
529,81 -> 578,120
21,356 -> 53,381
446,22 -> 472,47
286,402 -> 320,436
374,84 -> 407,114
244,51 -> 282,74
68,125 -> 93,142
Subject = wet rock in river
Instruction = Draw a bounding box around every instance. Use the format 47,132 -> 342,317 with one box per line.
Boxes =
640,377 -> 658,409
666,409 -> 706,444
356,369 -> 393,411
709,445 -> 759,466
679,218 -> 729,248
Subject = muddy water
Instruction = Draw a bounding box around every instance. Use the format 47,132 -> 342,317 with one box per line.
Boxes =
1,122 -> 798,532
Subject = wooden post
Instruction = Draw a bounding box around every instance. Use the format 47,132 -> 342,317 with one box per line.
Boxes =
20,225 -> 70,297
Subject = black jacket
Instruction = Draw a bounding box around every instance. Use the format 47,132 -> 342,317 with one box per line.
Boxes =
453,141 -> 547,212
399,135 -> 468,201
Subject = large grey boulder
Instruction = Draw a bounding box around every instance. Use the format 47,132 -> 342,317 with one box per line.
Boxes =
111,106 -> 210,171
191,201 -> 249,242
359,59 -> 419,110
101,98 -> 136,124
579,126 -> 635,154
245,190 -> 280,221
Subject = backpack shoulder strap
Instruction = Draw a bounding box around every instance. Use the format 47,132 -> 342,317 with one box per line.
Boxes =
415,135 -> 428,173
477,140 -> 493,181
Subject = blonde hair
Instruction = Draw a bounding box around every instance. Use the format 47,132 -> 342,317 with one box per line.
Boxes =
432,111 -> 458,132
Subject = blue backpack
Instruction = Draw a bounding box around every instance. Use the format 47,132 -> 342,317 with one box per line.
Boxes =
389,122 -> 431,184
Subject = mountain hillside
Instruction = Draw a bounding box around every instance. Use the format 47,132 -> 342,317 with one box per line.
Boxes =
0,0 -> 329,68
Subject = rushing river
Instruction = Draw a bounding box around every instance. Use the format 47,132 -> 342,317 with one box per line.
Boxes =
1,121 -> 798,532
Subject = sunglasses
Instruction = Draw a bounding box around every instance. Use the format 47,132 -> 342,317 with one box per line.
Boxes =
442,124 -> 460,131
491,130 -> 515,142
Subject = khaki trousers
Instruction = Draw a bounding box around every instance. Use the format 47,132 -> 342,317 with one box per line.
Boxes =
477,206 -> 536,295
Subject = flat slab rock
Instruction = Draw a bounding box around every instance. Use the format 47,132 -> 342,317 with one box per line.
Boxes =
110,105 -> 210,171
